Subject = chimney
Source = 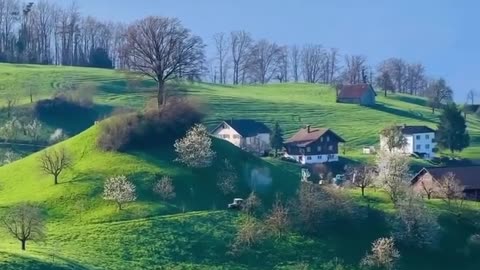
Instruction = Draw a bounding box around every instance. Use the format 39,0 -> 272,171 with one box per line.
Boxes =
306,125 -> 311,133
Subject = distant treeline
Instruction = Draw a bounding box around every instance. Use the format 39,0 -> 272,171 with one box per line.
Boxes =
0,0 -> 465,105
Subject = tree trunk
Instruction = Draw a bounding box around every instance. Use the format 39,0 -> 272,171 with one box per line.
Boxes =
361,187 -> 365,197
384,89 -> 387,97
117,202 -> 122,211
157,79 -> 166,108
21,240 -> 26,250
427,193 -> 431,200
54,174 -> 58,185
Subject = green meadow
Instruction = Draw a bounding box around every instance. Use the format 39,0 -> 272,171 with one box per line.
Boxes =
0,64 -> 479,269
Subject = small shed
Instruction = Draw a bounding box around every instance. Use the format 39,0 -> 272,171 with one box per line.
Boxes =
337,84 -> 376,106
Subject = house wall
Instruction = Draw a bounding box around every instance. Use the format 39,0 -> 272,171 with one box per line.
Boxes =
244,133 -> 271,153
212,124 -> 242,147
284,153 -> 339,165
360,88 -> 376,106
380,132 -> 435,159
284,132 -> 341,164
412,173 -> 440,197
411,132 -> 436,159
337,97 -> 361,104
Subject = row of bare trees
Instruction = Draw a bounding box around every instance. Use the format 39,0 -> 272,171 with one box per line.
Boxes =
0,0 -> 125,67
209,31 -> 442,95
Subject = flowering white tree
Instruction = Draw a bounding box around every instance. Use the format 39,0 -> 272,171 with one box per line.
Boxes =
25,119 -> 42,142
375,150 -> 410,204
103,175 -> 137,210
153,176 -> 176,201
174,124 -> 216,168
361,237 -> 400,270
0,118 -> 21,142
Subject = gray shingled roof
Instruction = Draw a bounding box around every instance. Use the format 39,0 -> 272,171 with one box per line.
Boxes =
399,125 -> 435,135
222,119 -> 271,137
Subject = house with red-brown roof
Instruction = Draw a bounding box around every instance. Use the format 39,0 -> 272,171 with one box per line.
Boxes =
411,166 -> 480,200
283,125 -> 345,164
337,84 -> 376,106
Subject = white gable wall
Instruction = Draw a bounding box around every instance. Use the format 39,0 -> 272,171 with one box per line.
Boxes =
212,123 -> 243,147
212,123 -> 271,154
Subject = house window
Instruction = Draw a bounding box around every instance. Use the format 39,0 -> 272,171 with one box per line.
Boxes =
426,144 -> 430,149
233,135 -> 241,139
317,155 -> 322,159
306,147 -> 311,153
317,146 -> 322,152
416,135 -> 421,140
222,134 -> 230,139
416,144 -> 421,150
426,134 -> 430,140
328,145 -> 333,151
320,137 -> 324,142
327,136 -> 330,142
307,156 -> 312,160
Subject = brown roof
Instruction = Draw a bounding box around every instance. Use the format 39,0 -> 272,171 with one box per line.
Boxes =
285,126 -> 345,147
338,84 -> 375,99
411,166 -> 480,190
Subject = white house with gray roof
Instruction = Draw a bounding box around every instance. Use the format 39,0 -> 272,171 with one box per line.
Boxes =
211,119 -> 271,155
380,124 -> 436,159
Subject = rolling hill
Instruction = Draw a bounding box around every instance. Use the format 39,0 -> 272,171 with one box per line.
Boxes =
1,64 -> 480,161
0,64 -> 479,269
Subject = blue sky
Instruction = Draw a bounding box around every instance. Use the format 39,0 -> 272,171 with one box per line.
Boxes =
49,0 -> 478,100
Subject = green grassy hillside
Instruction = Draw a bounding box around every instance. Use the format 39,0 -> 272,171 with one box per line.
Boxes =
1,63 -> 479,161
0,64 -> 480,269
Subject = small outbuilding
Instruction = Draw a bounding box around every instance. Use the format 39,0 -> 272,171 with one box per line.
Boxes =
411,166 -> 480,200
336,83 -> 376,106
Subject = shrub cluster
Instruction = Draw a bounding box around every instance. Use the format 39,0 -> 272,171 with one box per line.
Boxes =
97,97 -> 205,151
34,89 -> 94,120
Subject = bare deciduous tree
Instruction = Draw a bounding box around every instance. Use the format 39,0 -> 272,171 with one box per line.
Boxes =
230,217 -> 265,254
275,45 -> 289,83
124,16 -> 205,108
343,55 -> 367,84
153,176 -> 176,201
38,147 -> 72,185
174,124 -> 216,168
230,30 -> 252,85
103,175 -> 137,210
213,32 -> 229,84
426,78 -> 453,114
242,191 -> 261,215
436,172 -> 464,206
345,165 -> 375,196
290,45 -> 300,82
217,159 -> 238,195
301,44 -> 323,83
2,203 -> 45,250
360,237 -> 400,270
4,90 -> 19,118
246,39 -> 282,84
265,195 -> 290,238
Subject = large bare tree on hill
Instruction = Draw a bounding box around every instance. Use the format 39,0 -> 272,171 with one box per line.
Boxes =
124,16 -> 205,108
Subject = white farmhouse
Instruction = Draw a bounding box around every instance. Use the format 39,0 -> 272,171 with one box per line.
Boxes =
380,125 -> 436,159
211,119 -> 271,155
